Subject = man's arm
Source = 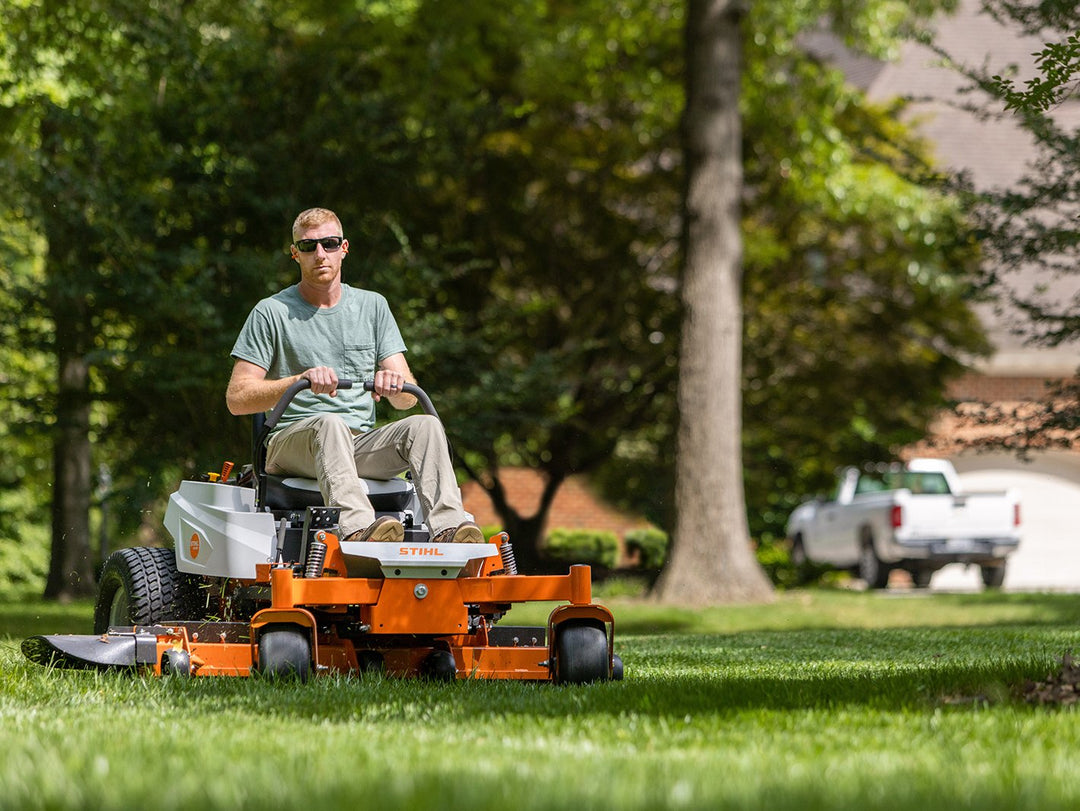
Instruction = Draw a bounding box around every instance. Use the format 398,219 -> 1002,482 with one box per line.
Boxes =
225,359 -> 341,415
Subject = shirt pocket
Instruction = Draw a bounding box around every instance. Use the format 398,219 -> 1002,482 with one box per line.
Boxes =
342,342 -> 377,383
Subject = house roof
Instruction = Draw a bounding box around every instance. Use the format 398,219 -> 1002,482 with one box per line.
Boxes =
806,0 -> 1080,376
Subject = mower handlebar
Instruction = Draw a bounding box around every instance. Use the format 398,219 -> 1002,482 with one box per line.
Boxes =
263,377 -> 440,435
262,378 -> 355,433
361,380 -> 440,420
253,377 -> 446,497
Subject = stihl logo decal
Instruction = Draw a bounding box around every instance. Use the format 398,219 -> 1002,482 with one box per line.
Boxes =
399,547 -> 445,556
189,533 -> 201,559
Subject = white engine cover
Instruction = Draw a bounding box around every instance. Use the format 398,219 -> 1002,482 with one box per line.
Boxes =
165,481 -> 276,579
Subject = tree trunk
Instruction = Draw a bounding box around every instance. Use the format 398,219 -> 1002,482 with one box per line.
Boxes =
44,327 -> 97,600
477,468 -> 568,575
41,104 -> 98,601
654,0 -> 773,604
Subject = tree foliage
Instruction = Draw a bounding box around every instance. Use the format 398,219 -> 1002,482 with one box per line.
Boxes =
597,0 -> 987,546
963,1 -> 1080,348
0,0 -> 991,597
741,1 -> 988,540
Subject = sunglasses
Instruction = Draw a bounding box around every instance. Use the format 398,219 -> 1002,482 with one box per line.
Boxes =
294,236 -> 344,253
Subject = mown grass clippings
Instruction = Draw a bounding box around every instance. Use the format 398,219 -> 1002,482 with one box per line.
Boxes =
1021,651 -> 1080,706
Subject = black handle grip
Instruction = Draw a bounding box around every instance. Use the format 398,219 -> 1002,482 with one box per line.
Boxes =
362,380 -> 440,419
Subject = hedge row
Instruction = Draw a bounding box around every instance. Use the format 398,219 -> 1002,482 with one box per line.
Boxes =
542,527 -> 670,570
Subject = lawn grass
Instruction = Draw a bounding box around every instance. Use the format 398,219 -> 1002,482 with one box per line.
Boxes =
2,589 -> 1079,810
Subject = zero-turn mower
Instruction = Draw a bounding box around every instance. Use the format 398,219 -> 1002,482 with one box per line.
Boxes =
23,380 -> 623,683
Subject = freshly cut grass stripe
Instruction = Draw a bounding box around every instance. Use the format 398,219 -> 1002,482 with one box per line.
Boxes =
3,590 -> 1080,810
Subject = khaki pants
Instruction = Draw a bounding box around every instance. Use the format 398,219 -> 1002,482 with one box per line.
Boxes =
265,413 -> 467,538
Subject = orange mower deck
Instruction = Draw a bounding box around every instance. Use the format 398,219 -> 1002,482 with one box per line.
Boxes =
23,534 -> 619,683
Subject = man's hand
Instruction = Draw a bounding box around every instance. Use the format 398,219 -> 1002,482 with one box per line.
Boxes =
371,368 -> 407,402
226,361 -> 345,415
302,366 -> 340,396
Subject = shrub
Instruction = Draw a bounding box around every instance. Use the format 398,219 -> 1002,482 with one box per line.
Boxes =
755,537 -> 840,589
624,527 -> 669,569
0,490 -> 49,600
543,528 -> 619,569
755,538 -> 797,587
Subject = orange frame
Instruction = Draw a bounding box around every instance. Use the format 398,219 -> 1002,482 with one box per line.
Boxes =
142,542 -> 614,681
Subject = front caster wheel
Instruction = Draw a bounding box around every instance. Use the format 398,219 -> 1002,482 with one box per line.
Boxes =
420,649 -> 458,681
257,624 -> 311,681
554,621 -> 609,684
161,649 -> 192,677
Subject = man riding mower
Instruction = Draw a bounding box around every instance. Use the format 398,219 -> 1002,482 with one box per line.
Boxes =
23,380 -> 623,684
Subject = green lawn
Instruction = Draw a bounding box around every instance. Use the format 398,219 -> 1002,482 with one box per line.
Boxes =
2,589 -> 1079,810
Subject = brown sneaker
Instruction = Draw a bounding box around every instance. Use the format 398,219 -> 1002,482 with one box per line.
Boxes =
431,521 -> 484,544
344,516 -> 404,543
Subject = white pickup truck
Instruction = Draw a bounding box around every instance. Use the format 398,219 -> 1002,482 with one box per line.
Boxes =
786,458 -> 1021,589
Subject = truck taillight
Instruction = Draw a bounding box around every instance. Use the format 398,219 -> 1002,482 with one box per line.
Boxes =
891,504 -> 903,529
1014,503 -> 1021,527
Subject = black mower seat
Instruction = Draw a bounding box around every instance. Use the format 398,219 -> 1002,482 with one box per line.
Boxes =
263,474 -> 415,513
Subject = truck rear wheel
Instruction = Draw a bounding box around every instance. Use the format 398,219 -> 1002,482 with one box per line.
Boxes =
857,537 -> 890,590
911,568 -> 934,589
980,563 -> 1006,589
94,547 -> 203,634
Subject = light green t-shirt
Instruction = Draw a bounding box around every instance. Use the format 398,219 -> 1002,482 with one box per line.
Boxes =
230,284 -> 407,433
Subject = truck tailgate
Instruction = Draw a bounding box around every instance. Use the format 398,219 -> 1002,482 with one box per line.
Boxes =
899,492 -> 1018,542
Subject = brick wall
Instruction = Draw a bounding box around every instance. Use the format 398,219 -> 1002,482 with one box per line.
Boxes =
947,374 -> 1070,403
911,371 -> 1080,456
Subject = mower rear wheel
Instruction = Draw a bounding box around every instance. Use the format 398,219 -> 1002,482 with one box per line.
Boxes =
258,625 -> 311,681
554,621 -> 609,684
93,547 -> 203,634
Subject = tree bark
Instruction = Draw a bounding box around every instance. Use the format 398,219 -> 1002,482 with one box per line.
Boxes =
41,104 -> 98,601
45,339 -> 97,600
468,463 -> 568,575
654,0 -> 773,604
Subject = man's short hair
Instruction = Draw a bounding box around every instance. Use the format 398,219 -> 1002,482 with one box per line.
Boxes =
292,208 -> 342,241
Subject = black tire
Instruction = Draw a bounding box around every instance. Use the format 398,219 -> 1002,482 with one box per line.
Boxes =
911,569 -> 934,589
790,535 -> 814,585
612,653 -> 625,681
857,536 -> 890,590
161,649 -> 192,677
554,621 -> 609,684
258,624 -> 311,681
355,650 -> 385,675
980,563 -> 1006,589
790,535 -> 807,568
93,547 -> 202,634
420,649 -> 458,681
